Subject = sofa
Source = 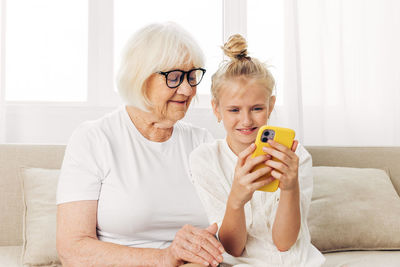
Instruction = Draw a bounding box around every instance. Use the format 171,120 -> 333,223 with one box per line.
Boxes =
1,144 -> 400,267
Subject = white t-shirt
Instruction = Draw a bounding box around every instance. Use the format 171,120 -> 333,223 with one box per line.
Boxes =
57,106 -> 213,249
189,139 -> 325,267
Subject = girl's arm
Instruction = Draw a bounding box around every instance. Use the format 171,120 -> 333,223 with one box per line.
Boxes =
263,140 -> 301,251
218,195 -> 247,257
218,144 -> 274,257
272,185 -> 301,251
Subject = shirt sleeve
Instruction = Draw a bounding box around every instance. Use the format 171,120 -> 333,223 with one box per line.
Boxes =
56,123 -> 106,204
295,144 -> 314,241
297,144 -> 313,219
189,145 -> 229,231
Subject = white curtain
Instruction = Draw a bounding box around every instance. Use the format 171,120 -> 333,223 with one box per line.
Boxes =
279,0 -> 400,146
0,98 -> 4,142
0,98 -> 4,143
0,0 -> 4,143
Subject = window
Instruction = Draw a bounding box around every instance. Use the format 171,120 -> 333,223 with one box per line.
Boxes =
1,0 -> 283,104
5,0 -> 88,101
0,0 -> 286,143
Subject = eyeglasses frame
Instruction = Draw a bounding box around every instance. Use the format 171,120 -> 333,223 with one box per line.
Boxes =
156,68 -> 206,89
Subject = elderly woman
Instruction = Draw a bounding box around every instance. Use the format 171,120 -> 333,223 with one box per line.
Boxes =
56,22 -> 224,267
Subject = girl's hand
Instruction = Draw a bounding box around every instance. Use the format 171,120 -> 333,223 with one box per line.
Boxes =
262,140 -> 299,191
229,143 -> 274,208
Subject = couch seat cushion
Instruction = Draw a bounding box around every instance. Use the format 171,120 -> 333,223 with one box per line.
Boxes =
323,250 -> 400,267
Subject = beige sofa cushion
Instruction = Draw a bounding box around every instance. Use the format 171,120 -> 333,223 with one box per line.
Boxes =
309,166 -> 400,252
0,246 -> 22,267
0,144 -> 66,246
21,167 -> 61,266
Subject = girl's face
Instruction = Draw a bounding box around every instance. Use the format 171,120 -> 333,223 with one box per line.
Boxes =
212,77 -> 275,153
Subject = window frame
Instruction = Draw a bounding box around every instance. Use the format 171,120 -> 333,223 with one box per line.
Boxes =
0,0 -> 6,142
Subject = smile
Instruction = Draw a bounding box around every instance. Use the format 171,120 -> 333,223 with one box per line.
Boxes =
237,127 -> 258,135
169,100 -> 187,105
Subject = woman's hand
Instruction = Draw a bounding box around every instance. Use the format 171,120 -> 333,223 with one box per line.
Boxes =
262,140 -> 299,191
229,143 -> 274,209
164,223 -> 225,267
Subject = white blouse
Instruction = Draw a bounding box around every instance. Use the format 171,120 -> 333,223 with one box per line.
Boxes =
189,139 -> 325,267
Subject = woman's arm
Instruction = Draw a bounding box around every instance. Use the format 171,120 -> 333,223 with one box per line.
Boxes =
57,201 -> 224,267
57,200 -> 172,267
264,140 -> 301,251
218,144 -> 274,257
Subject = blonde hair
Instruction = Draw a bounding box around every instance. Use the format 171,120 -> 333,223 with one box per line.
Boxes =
116,22 -> 205,110
211,34 -> 275,103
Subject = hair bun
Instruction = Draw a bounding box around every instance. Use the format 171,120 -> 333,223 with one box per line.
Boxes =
222,34 -> 248,60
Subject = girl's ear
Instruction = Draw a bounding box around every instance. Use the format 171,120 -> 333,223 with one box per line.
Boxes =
211,99 -> 222,123
268,95 -> 276,119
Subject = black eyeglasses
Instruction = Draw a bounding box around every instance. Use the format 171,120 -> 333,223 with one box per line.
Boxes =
156,68 -> 206,89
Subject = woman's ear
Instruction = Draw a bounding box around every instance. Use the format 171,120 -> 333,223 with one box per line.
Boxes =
267,95 -> 276,119
211,99 -> 222,123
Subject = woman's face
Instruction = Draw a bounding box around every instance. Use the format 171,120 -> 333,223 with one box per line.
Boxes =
213,77 -> 275,151
145,66 -> 197,123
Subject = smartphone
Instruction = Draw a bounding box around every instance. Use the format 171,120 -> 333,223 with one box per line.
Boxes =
251,126 -> 296,192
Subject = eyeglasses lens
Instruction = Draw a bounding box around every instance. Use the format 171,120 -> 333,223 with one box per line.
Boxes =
188,69 -> 204,86
166,71 -> 183,88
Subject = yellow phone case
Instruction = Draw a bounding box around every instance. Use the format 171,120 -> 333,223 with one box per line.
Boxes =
251,126 -> 295,192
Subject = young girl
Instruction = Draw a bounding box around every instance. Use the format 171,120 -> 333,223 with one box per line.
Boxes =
189,35 -> 325,266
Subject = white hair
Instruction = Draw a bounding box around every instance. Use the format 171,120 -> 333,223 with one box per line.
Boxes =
116,22 -> 205,110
